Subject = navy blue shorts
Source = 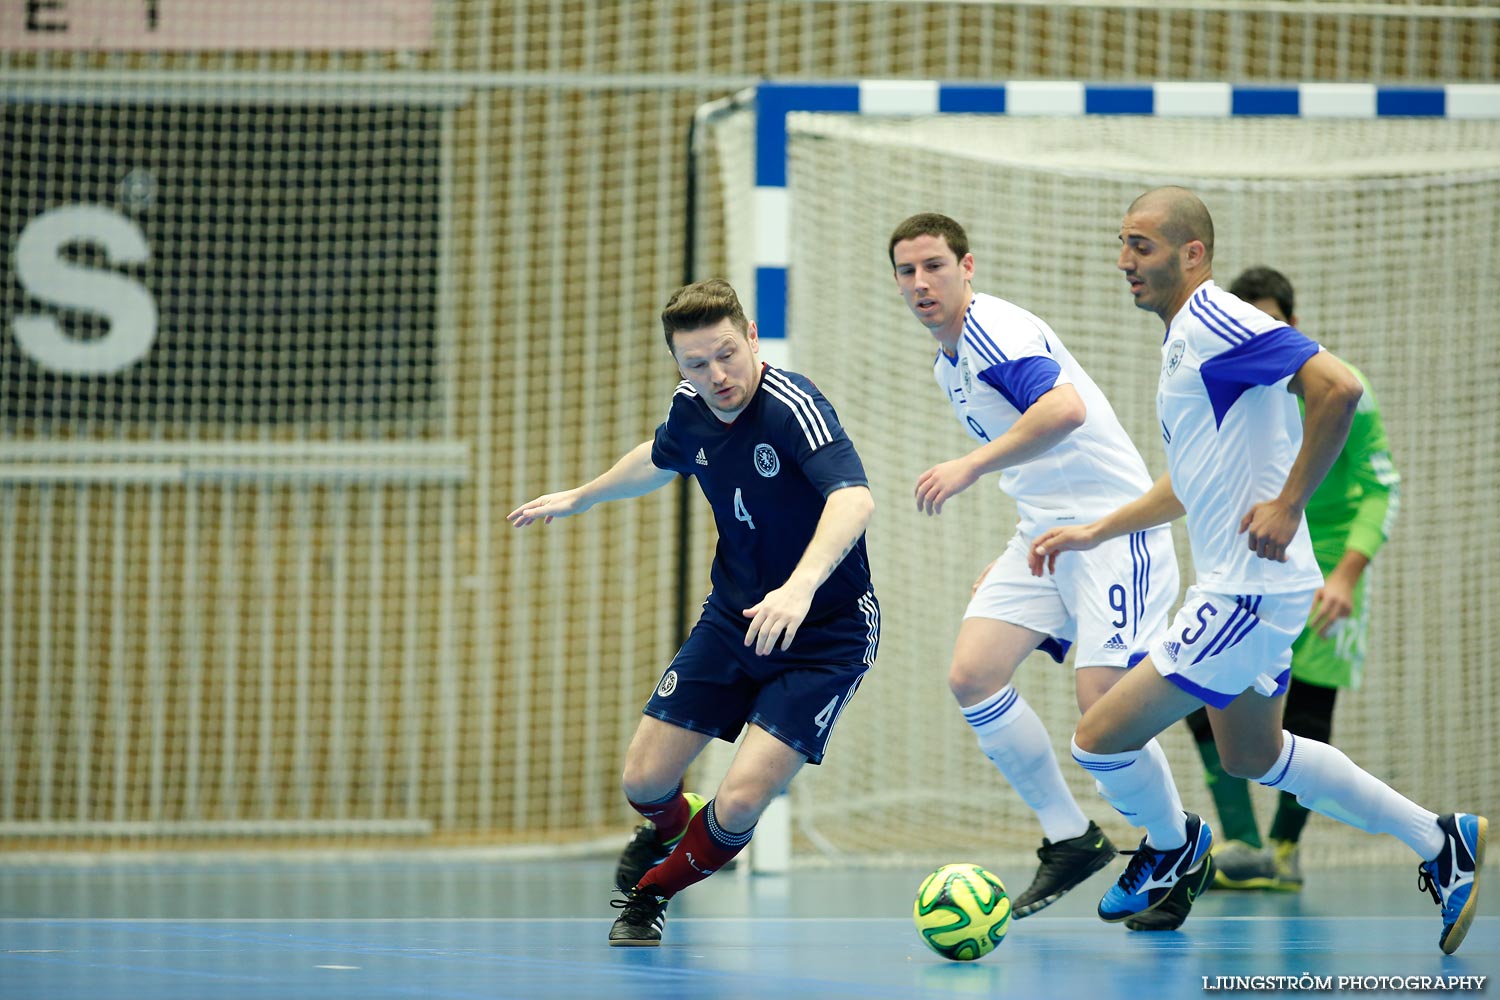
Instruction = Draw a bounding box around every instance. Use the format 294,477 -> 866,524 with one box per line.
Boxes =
643,589 -> 879,764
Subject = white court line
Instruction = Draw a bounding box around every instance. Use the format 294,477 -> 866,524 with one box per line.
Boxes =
0,915 -> 1459,924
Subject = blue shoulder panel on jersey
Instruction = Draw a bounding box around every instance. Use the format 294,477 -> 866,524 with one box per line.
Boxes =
976,355 -> 1063,413
1199,326 -> 1320,428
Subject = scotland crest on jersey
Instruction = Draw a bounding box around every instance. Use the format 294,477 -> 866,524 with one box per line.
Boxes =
753,443 -> 780,478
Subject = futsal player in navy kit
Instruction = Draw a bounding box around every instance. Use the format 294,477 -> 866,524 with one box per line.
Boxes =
509,278 -> 879,946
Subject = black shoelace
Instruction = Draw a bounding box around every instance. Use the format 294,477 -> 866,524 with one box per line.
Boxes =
1416,865 -> 1442,907
1116,847 -> 1159,894
611,888 -> 665,921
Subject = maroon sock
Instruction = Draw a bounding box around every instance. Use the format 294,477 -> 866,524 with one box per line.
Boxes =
628,783 -> 693,844
636,800 -> 753,897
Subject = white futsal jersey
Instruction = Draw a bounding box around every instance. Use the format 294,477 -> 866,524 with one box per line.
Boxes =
1157,280 -> 1326,594
933,292 -> 1154,537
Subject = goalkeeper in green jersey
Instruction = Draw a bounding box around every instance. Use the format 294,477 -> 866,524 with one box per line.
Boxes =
1183,266 -> 1402,891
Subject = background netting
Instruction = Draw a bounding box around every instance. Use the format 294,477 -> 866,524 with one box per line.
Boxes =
1,0 -> 1495,856
705,111 -> 1500,867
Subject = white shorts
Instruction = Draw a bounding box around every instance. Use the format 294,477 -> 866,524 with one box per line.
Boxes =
1148,586 -> 1316,708
965,526 -> 1178,669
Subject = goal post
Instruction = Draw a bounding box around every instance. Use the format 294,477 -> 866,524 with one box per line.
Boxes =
701,80 -> 1500,870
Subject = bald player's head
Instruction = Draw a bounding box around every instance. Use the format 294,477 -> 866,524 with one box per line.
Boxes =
1118,186 -> 1216,322
1128,186 -> 1215,261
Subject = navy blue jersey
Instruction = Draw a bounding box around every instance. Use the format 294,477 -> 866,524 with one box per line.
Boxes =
652,364 -> 873,623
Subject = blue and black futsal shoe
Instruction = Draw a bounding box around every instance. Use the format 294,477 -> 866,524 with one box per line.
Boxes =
1098,812 -> 1213,922
1124,851 -> 1216,931
1418,812 -> 1486,955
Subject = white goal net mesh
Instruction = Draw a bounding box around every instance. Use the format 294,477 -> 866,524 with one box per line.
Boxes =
709,109 -> 1500,868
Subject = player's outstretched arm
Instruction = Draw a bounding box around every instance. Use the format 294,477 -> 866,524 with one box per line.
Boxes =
915,384 -> 1086,516
1312,385 -> 1399,636
507,440 -> 675,527
1028,472 -> 1183,576
1239,352 -> 1362,562
742,485 -> 874,656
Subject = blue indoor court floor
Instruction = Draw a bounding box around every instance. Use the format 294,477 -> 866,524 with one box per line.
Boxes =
1,857 -> 1493,1000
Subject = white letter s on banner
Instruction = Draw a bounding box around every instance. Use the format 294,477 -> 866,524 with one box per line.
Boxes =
13,205 -> 157,375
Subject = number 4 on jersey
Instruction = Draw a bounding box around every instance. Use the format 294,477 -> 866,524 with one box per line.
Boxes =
734,487 -> 755,530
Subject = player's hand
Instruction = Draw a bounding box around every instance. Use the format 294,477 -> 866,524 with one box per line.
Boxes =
1309,574 -> 1356,638
971,559 -> 996,597
507,489 -> 591,527
1028,525 -> 1099,576
742,582 -> 814,656
1238,499 -> 1300,563
915,457 -> 980,516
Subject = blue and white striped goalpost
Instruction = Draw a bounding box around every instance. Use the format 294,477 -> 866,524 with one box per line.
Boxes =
745,80 -> 1500,371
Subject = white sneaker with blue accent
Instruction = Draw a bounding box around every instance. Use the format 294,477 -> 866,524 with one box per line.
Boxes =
1418,812 -> 1486,955
1099,813 -> 1213,922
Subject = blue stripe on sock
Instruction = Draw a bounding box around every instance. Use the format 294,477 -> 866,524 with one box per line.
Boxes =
1261,733 -> 1298,788
963,687 -> 1019,727
1073,756 -> 1134,772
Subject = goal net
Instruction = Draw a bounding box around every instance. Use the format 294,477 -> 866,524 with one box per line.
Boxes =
704,106 -> 1500,869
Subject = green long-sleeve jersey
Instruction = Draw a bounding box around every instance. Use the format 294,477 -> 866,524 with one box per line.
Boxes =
1299,361 -> 1401,573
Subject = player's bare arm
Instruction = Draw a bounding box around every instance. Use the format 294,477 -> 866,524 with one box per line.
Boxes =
742,485 -> 874,656
915,384 -> 1087,516
1310,548 -> 1370,637
508,440 -> 675,527
1238,352 -> 1362,562
1028,472 -> 1184,576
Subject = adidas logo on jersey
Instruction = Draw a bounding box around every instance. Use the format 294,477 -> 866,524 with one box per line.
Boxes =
1103,633 -> 1128,651
695,448 -> 708,466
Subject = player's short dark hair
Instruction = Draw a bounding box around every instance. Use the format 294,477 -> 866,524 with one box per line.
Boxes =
661,278 -> 750,350
1229,266 -> 1296,322
888,213 -> 971,268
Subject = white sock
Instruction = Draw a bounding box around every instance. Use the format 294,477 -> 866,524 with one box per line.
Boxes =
1143,737 -> 1186,828
1070,736 -> 1187,850
964,686 -> 1089,842
1257,730 -> 1442,859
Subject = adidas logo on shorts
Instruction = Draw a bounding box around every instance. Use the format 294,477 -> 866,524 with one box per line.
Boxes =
1103,633 -> 1128,651
695,448 -> 709,466
1162,641 -> 1181,662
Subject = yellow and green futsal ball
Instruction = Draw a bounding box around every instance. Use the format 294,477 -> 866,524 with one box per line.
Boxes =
913,862 -> 1012,961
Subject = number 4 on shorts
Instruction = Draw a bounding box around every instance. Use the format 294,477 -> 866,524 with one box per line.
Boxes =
814,695 -> 838,736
